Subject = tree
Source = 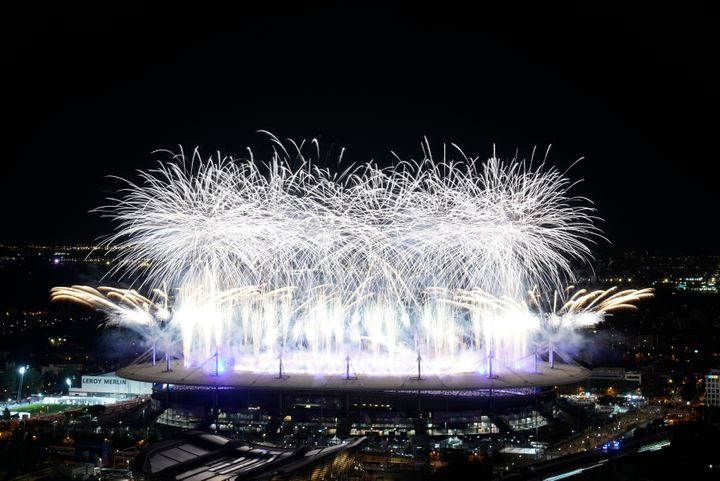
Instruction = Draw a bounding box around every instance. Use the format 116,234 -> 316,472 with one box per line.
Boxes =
21,367 -> 44,396
0,369 -> 17,394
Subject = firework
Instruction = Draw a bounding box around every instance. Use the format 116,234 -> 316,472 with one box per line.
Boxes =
53,137 -> 651,376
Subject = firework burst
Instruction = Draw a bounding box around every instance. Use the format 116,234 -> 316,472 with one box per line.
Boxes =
53,137 -> 651,376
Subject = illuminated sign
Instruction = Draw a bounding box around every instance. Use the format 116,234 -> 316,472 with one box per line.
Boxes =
80,374 -> 152,395
82,377 -> 127,385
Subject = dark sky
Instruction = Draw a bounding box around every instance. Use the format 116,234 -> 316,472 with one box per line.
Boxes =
4,6 -> 717,252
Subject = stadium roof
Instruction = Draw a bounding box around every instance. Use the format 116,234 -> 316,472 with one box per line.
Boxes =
118,360 -> 589,391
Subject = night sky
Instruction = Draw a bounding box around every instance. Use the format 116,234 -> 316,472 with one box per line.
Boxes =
4,6 -> 717,252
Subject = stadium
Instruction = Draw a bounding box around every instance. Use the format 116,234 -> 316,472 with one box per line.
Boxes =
52,138 -> 652,424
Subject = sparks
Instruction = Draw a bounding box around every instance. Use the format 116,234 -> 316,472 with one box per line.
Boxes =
52,136 -> 651,376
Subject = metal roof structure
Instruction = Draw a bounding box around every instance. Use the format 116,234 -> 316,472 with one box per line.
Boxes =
118,360 -> 589,391
135,431 -> 365,480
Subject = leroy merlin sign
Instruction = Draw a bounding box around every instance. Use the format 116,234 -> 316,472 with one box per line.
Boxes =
80,373 -> 152,395
82,376 -> 127,386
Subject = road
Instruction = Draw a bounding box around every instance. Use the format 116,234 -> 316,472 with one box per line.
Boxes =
547,404 -> 662,457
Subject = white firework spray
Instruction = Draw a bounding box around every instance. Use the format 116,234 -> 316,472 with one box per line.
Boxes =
53,136 -> 651,375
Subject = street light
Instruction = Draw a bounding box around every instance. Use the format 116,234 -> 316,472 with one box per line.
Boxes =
17,366 -> 27,403
66,378 -> 72,393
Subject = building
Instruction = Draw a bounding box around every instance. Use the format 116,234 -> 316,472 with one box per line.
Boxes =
590,367 -> 642,384
69,371 -> 153,399
134,431 -> 365,480
706,369 -> 720,407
